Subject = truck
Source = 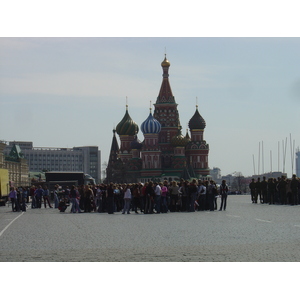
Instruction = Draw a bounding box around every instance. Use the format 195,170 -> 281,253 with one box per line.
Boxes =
0,168 -> 10,206
44,172 -> 96,190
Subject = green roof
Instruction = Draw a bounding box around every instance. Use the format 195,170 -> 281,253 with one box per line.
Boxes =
6,144 -> 24,162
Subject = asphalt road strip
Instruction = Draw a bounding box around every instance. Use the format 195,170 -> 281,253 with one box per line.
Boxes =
0,212 -> 24,238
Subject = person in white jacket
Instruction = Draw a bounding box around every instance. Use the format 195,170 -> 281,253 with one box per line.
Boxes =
197,181 -> 206,211
122,185 -> 132,214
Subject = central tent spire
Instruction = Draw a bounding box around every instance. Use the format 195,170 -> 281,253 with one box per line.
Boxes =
156,55 -> 175,104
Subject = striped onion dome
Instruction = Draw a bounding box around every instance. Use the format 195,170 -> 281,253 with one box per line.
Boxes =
116,106 -> 139,136
188,106 -> 206,130
141,110 -> 161,134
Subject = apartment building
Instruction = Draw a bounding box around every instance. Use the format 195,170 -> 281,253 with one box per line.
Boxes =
4,142 -> 101,183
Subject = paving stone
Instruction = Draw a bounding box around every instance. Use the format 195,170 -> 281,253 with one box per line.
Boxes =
1,195 -> 300,262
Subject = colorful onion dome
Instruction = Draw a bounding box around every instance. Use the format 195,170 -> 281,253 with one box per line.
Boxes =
171,127 -> 189,147
116,106 -> 139,136
130,135 -> 143,150
141,110 -> 161,134
161,55 -> 170,67
188,106 -> 206,130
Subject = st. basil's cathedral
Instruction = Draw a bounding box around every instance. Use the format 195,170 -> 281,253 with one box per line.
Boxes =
106,55 -> 210,183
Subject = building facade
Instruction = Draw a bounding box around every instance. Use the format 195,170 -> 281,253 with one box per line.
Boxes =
106,56 -> 210,183
3,142 -> 101,183
0,142 -> 30,187
210,167 -> 222,183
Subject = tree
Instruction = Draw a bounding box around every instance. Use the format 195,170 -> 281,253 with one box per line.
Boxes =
231,172 -> 247,193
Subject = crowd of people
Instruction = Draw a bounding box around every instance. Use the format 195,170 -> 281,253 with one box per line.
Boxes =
7,175 -> 300,214
249,175 -> 300,205
7,179 -> 230,214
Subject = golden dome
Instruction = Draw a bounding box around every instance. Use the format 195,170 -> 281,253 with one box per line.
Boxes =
161,55 -> 170,67
171,127 -> 189,147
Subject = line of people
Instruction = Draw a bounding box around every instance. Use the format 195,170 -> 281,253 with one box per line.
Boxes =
61,179 -> 230,214
8,186 -> 28,212
8,185 -> 54,212
249,175 -> 300,205
7,179 -> 230,214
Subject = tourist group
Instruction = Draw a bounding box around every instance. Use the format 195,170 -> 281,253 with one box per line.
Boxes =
7,179 -> 230,214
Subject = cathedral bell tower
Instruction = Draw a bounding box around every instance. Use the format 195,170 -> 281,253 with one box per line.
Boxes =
153,55 -> 181,169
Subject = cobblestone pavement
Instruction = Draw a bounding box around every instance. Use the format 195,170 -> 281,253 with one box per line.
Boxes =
1,195 -> 300,262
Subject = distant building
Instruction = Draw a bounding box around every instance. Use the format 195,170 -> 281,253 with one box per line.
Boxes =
251,172 -> 287,179
106,56 -> 210,183
3,142 -> 101,183
221,174 -> 235,188
210,167 -> 221,183
0,142 -> 30,187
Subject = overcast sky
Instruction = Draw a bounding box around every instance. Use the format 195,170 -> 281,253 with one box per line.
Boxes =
1,2 -> 299,178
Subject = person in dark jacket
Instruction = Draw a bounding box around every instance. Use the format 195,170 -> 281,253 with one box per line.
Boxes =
179,181 -> 189,212
207,180 -> 217,211
277,176 -> 287,205
255,177 -> 262,203
261,177 -> 268,203
290,175 -> 299,205
144,181 -> 155,214
106,183 -> 115,214
267,178 -> 276,205
219,180 -> 229,211
34,185 -> 44,208
132,184 -> 141,213
188,179 -> 198,212
249,178 -> 256,203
